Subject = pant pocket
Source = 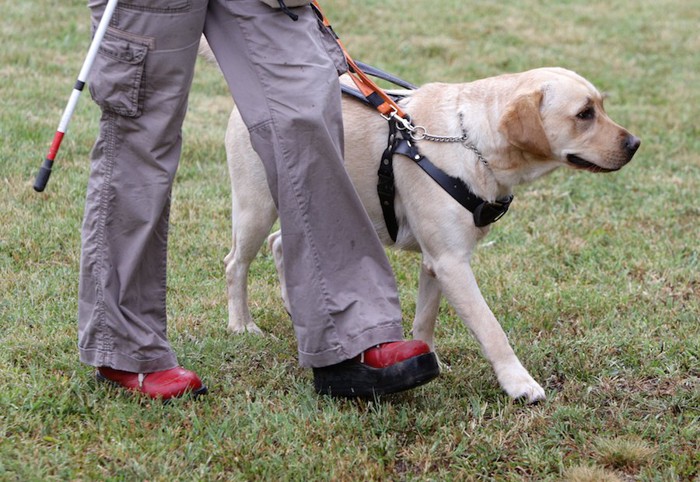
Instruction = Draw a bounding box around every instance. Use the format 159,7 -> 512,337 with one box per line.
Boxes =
114,0 -> 191,13
259,0 -> 311,8
88,30 -> 149,118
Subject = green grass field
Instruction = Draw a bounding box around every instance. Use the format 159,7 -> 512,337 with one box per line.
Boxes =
1,0 -> 698,480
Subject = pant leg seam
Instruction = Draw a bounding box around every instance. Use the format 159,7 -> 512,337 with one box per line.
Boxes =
94,111 -> 118,365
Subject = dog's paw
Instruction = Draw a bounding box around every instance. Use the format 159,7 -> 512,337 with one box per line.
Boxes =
435,353 -> 452,372
227,322 -> 264,335
497,368 -> 546,404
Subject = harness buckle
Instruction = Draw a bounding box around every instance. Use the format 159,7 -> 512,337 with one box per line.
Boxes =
381,109 -> 414,133
380,108 -> 397,122
472,196 -> 514,228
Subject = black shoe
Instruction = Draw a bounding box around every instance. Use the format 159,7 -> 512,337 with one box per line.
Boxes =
313,341 -> 440,397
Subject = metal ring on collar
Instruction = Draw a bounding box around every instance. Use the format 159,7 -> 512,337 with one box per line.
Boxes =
410,126 -> 427,140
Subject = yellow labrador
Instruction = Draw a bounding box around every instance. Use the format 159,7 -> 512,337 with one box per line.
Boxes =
223,67 -> 640,403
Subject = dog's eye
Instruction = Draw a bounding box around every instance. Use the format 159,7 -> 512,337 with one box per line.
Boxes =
577,107 -> 595,120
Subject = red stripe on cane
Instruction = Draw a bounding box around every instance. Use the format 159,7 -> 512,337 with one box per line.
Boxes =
47,131 -> 65,161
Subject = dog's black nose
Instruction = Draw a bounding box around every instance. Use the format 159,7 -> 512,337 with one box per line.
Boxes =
625,135 -> 641,157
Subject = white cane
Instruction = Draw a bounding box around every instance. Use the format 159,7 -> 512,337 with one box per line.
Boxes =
34,0 -> 119,192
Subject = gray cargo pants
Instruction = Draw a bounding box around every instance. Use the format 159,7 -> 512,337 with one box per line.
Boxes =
78,0 -> 404,373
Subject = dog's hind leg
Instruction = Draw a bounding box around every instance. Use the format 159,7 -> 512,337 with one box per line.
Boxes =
413,262 -> 451,371
224,197 -> 277,334
267,230 -> 291,315
224,106 -> 280,334
413,262 -> 442,351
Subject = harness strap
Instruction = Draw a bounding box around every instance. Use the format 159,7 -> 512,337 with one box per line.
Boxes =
378,120 -> 401,241
341,85 -> 412,112
311,1 -> 513,237
394,136 -> 513,227
380,120 -> 513,239
353,61 -> 418,90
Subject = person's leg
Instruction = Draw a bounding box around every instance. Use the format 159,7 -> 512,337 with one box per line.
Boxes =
204,1 -> 405,367
78,0 -> 208,397
204,2 -> 439,397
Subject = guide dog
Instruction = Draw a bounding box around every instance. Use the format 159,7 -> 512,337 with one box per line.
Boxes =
222,67 -> 640,402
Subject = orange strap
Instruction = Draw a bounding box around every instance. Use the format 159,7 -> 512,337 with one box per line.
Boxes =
311,1 -> 410,121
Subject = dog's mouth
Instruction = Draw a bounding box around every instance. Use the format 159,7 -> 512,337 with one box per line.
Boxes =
566,154 -> 618,173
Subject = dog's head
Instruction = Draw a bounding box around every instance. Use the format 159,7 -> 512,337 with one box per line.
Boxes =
498,68 -> 640,173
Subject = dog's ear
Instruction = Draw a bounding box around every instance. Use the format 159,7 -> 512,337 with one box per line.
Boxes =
498,89 -> 552,159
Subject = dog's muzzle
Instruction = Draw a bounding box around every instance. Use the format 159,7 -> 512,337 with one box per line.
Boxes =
567,134 -> 641,173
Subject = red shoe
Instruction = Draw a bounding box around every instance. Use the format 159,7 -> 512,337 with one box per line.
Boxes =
313,340 -> 439,397
96,366 -> 207,400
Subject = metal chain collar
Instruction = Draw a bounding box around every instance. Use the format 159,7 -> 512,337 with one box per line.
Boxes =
394,118 -> 489,166
383,110 -> 489,166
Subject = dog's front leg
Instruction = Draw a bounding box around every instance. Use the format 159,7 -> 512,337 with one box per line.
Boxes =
428,256 -> 546,403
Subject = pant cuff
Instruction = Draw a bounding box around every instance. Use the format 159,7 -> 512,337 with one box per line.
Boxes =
297,323 -> 405,368
79,346 -> 179,373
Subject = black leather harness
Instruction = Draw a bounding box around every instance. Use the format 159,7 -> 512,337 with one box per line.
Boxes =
377,118 -> 513,241
312,1 -> 514,243
340,74 -> 513,243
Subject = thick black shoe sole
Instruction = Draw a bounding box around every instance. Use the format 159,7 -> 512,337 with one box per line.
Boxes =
313,352 -> 440,398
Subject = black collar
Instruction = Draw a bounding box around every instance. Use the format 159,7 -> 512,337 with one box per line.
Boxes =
378,118 -> 513,242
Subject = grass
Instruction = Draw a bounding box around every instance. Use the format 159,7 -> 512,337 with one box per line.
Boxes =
1,0 -> 698,480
